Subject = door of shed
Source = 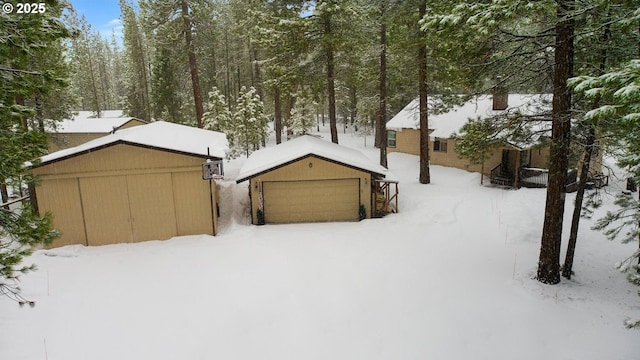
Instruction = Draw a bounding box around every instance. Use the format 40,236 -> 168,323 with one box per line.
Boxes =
79,174 -> 178,246
262,179 -> 360,223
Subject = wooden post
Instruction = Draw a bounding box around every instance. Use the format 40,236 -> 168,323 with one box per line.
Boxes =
514,150 -> 521,188
395,183 -> 398,212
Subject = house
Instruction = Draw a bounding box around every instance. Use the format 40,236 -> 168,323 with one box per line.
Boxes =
236,135 -> 398,224
31,121 -> 228,248
46,110 -> 147,152
386,94 -> 554,187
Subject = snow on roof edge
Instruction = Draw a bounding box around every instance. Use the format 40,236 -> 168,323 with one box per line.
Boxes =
35,121 -> 228,166
236,135 -> 389,183
386,94 -> 552,136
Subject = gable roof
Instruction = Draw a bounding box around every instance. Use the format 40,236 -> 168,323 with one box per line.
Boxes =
35,121 -> 228,167
236,135 -> 391,183
46,110 -> 147,133
386,94 -> 551,138
49,117 -> 146,134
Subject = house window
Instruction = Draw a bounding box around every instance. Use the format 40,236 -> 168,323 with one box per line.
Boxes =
387,131 -> 396,148
433,138 -> 447,152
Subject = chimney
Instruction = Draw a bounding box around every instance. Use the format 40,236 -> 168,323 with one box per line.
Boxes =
492,83 -> 508,111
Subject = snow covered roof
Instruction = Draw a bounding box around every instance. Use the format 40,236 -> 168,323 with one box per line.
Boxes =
236,135 -> 392,183
35,121 -> 228,166
46,110 -> 146,133
49,117 -> 145,133
386,94 -> 551,139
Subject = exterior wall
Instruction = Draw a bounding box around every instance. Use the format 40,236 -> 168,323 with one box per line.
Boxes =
34,178 -> 86,247
388,127 -> 551,176
35,143 -> 204,176
430,138 -> 503,175
247,155 -> 373,224
529,146 -> 550,169
387,129 -> 420,156
118,119 -> 147,130
32,144 -> 217,247
48,133 -> 103,153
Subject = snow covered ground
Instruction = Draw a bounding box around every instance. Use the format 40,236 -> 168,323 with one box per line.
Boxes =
1,125 -> 639,360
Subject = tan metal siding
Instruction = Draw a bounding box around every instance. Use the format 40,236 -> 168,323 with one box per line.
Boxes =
33,143 -> 218,248
254,156 -> 367,181
80,176 -> 133,245
34,144 -> 205,176
172,171 -> 215,236
48,133 -> 103,153
117,119 -> 147,129
247,156 -> 372,224
263,179 -> 360,223
127,173 -> 178,242
35,178 -> 87,247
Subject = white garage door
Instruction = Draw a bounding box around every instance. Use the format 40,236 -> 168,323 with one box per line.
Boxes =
262,179 -> 360,223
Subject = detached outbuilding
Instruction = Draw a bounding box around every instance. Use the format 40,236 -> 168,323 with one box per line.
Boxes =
31,121 -> 228,248
47,111 -> 147,152
236,136 -> 397,225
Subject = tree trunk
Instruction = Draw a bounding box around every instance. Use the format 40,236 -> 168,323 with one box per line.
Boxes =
418,0 -> 430,184
563,7 -> 610,279
562,127 -> 594,279
35,95 -> 44,131
284,92 -> 293,140
224,28 -> 232,111
350,86 -> 357,128
138,34 -> 151,121
274,87 -> 282,144
87,43 -> 102,117
181,0 -> 204,128
537,0 -> 575,285
210,38 -> 218,90
324,14 -> 338,144
252,48 -> 264,101
378,1 -> 388,168
1,182 -> 8,210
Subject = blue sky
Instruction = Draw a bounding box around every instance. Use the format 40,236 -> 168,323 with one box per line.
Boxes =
70,0 -> 123,41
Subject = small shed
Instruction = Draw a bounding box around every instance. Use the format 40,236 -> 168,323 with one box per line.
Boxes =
236,136 -> 395,225
31,121 -> 228,248
47,111 -> 147,152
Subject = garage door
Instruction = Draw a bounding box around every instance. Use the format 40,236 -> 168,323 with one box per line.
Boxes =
79,174 -> 178,246
262,179 -> 360,223
80,176 -> 133,245
127,173 -> 177,242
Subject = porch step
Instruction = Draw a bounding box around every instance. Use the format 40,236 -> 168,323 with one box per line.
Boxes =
491,176 -> 513,186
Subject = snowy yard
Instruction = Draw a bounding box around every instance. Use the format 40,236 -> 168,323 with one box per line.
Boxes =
1,127 -> 639,360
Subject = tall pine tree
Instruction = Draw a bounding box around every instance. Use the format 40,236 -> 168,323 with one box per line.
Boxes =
1,0 -> 72,303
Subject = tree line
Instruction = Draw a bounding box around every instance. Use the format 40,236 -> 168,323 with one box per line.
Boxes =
1,0 -> 639,321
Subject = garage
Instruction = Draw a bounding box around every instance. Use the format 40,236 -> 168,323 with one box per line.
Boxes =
235,136 -> 391,225
31,121 -> 227,248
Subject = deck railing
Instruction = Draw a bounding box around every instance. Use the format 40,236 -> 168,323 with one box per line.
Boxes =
519,167 -> 549,188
